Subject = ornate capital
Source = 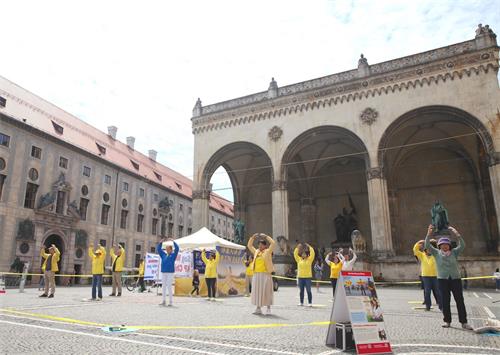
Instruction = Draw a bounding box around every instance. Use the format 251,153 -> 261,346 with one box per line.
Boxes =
268,126 -> 283,142
360,107 -> 378,125
366,167 -> 384,180
192,189 -> 211,200
272,180 -> 287,191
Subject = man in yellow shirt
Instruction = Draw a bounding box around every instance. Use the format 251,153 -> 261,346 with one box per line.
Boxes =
413,239 -> 441,311
242,254 -> 254,297
201,249 -> 220,301
110,244 -> 125,297
88,242 -> 106,301
294,243 -> 315,307
39,244 -> 60,298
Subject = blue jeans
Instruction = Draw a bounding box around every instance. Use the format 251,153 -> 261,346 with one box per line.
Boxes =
422,276 -> 441,310
92,274 -> 103,299
298,278 -> 312,304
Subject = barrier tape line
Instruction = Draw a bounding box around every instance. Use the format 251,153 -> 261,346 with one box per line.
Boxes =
0,308 -> 332,330
1,271 -> 496,284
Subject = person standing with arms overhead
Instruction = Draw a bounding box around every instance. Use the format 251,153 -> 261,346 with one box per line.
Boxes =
313,259 -> 323,293
138,257 -> 146,293
325,251 -> 343,298
425,225 -> 472,329
294,243 -> 315,307
157,238 -> 179,307
109,244 -> 125,297
413,239 -> 441,311
247,233 -> 275,315
339,248 -> 357,271
201,249 -> 220,301
88,242 -> 106,300
242,254 -> 254,297
39,244 -> 60,298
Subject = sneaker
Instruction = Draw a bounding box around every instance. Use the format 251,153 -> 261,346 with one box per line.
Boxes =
253,308 -> 262,315
266,306 -> 272,315
167,303 -> 173,307
48,294 -> 54,298
307,303 -> 313,307
442,322 -> 451,328
461,323 -> 473,330
97,298 -> 102,301
39,294 -> 48,298
297,303 -> 304,306
159,301 -> 166,306
109,293 -> 116,297
117,293 -> 121,297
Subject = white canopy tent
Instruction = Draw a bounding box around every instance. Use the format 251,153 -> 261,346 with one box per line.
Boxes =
174,227 -> 245,250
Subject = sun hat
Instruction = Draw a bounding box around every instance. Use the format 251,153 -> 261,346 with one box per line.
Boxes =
437,237 -> 451,247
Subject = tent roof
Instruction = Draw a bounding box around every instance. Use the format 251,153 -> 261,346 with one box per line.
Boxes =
175,227 -> 246,250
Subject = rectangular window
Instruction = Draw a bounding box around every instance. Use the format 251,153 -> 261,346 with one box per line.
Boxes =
152,218 -> 158,235
150,247 -> 155,253
120,210 -> 128,229
99,239 -> 107,247
135,254 -> 141,268
56,191 -> 66,214
0,174 -> 6,201
187,227 -> 192,235
139,188 -> 145,197
218,218 -> 221,225
119,242 -> 126,249
122,182 -> 129,192
154,193 -> 159,202
79,198 -> 89,221
104,174 -> 111,185
24,182 -> 38,209
168,222 -> 174,237
0,96 -> 6,108
0,133 -> 10,147
137,214 -> 144,233
136,244 -> 141,252
178,225 -> 183,238
160,217 -> 166,236
31,146 -> 42,159
83,166 -> 91,177
101,204 -> 110,225
59,156 -> 68,169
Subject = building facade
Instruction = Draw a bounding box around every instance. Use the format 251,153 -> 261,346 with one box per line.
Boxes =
191,25 -> 500,280
0,77 -> 233,279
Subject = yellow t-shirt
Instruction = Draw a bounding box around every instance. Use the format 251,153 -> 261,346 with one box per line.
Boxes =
294,246 -> 315,278
330,261 -> 343,279
413,242 -> 437,277
244,260 -> 254,276
253,253 -> 267,273
202,251 -> 220,279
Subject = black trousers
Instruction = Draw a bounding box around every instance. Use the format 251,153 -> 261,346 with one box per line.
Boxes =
138,277 -> 145,292
191,285 -> 200,295
438,277 -> 467,324
206,278 -> 217,298
330,278 -> 338,297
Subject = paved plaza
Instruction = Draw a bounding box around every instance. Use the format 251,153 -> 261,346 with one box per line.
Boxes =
0,284 -> 499,354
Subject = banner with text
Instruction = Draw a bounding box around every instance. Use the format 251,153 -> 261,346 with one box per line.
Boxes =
144,253 -> 160,281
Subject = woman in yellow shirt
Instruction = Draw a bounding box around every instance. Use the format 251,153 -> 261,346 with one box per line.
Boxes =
201,249 -> 220,301
247,233 -> 275,315
325,251 -> 343,298
88,243 -> 106,301
242,254 -> 254,297
294,243 -> 315,307
413,239 -> 441,311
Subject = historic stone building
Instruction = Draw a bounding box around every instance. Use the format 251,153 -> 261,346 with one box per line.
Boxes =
0,77 -> 233,279
191,25 -> 500,280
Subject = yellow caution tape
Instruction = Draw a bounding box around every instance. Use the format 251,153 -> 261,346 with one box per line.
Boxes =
0,272 -> 140,278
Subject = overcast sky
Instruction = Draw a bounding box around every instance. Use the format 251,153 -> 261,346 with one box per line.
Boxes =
1,0 -> 499,202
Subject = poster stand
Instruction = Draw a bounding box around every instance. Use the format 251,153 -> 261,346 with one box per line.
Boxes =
326,271 -> 392,354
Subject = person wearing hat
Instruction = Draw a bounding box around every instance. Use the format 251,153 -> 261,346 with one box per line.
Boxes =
109,244 -> 126,296
425,224 -> 472,329
201,248 -> 220,301
88,242 -> 107,301
413,238 -> 441,311
157,238 -> 179,307
247,233 -> 275,315
39,244 -> 60,298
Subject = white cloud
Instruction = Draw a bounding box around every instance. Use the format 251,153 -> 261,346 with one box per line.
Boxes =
1,0 -> 499,202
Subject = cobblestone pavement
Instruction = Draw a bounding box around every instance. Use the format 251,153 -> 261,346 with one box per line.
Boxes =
1,284 -> 499,354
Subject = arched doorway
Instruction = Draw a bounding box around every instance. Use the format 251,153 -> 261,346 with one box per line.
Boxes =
282,126 -> 371,249
203,142 -> 274,239
379,106 -> 499,256
43,234 -> 64,285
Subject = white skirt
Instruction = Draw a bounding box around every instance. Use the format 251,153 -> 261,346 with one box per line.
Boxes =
251,272 -> 274,307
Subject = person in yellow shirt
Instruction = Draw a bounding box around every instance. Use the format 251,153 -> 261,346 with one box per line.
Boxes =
325,251 -> 343,298
201,249 -> 220,301
39,244 -> 60,298
242,254 -> 254,297
110,244 -> 125,297
413,239 -> 442,311
247,233 -> 275,315
88,243 -> 106,300
294,243 -> 315,307
138,257 -> 146,293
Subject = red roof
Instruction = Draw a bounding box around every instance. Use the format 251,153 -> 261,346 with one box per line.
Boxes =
0,76 -> 233,216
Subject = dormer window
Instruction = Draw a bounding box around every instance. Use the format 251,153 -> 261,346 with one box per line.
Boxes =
154,171 -> 162,181
175,182 -> 182,190
51,121 -> 64,135
96,142 -> 106,155
130,160 -> 139,170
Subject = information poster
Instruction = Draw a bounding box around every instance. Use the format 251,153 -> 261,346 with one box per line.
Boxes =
216,247 -> 246,296
144,253 -> 160,281
327,271 -> 392,354
175,251 -> 193,278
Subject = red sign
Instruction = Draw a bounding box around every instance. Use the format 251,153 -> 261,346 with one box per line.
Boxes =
357,342 -> 392,354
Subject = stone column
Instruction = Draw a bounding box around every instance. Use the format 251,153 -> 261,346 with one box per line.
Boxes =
192,189 -> 210,231
366,167 -> 394,258
488,155 -> 500,252
300,197 -> 316,244
271,180 -> 289,240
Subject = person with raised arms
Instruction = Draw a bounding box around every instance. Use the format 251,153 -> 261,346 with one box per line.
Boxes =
413,238 -> 441,311
109,243 -> 125,297
247,233 -> 275,315
88,242 -> 106,301
339,248 -> 357,271
294,243 -> 315,307
39,244 -> 60,298
201,248 -> 220,301
157,238 -> 179,307
325,250 -> 343,298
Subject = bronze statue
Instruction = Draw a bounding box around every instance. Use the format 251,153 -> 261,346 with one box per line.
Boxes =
431,201 -> 449,232
334,193 -> 358,242
233,218 -> 245,244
